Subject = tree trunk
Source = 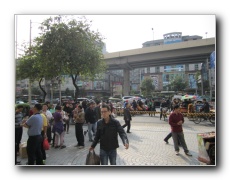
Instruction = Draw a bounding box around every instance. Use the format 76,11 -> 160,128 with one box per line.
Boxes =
71,74 -> 79,101
39,78 -> 47,102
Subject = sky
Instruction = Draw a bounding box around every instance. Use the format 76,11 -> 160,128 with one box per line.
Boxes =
15,15 -> 215,55
1,0 -> 229,179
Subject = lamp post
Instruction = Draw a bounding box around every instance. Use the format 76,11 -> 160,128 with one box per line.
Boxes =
27,20 -> 33,105
50,83 -> 53,104
56,76 -> 62,105
140,68 -> 142,95
152,28 -> 154,41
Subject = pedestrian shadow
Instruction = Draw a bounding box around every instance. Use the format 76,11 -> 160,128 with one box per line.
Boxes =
177,150 -> 200,164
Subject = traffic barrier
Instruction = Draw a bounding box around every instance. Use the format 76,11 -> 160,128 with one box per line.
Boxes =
115,108 -> 215,117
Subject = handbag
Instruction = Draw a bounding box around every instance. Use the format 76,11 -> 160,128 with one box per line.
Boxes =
43,138 -> 50,150
85,150 -> 100,165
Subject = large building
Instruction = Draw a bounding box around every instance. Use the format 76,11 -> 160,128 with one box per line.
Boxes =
129,32 -> 204,94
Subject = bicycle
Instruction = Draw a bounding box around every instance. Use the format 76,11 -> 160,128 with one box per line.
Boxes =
193,113 -> 215,124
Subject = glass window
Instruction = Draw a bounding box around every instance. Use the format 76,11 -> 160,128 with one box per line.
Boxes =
195,64 -> 199,70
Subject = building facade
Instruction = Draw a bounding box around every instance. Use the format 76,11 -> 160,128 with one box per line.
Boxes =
129,32 -> 204,95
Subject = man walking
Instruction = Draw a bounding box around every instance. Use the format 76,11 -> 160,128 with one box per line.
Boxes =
22,104 -> 43,165
160,98 -> 168,120
85,101 -> 97,142
89,104 -> 129,165
74,105 -> 85,149
122,102 -> 132,133
168,105 -> 192,156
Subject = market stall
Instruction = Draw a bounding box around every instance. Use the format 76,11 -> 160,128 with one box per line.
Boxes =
197,132 -> 215,165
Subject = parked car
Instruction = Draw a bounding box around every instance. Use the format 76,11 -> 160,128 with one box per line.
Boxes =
16,100 -> 24,104
108,97 -> 122,108
31,100 -> 39,105
76,98 -> 90,104
122,96 -> 134,103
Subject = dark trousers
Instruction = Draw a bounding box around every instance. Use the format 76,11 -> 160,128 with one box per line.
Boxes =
164,132 -> 181,145
122,120 -> 131,132
27,135 -> 43,165
164,132 -> 172,142
47,126 -> 52,143
40,131 -> 46,160
75,123 -> 84,146
172,132 -> 189,153
64,120 -> 69,132
160,108 -> 163,119
15,127 -> 23,164
15,127 -> 23,153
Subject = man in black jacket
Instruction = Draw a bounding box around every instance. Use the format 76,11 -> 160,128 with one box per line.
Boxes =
85,101 -> 97,142
89,104 -> 129,165
160,98 -> 168,120
122,102 -> 132,133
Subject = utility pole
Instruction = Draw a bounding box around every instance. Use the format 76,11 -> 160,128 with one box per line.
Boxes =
152,28 -> 154,41
28,20 -> 32,105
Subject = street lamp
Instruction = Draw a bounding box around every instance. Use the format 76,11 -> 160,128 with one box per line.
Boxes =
152,28 -> 154,41
56,76 -> 62,105
28,20 -> 43,105
50,83 -> 53,104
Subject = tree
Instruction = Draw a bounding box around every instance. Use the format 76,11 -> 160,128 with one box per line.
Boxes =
169,76 -> 188,92
38,15 -> 107,100
16,15 -> 106,102
16,41 -> 48,101
140,77 -> 155,97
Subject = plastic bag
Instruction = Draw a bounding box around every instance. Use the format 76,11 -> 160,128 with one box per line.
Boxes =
43,138 -> 50,150
197,134 -> 210,164
85,150 -> 100,165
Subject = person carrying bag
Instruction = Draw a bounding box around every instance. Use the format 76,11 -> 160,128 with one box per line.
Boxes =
85,150 -> 100,165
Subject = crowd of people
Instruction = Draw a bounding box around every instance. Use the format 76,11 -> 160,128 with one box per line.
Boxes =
15,99 -> 130,165
15,96 -> 211,165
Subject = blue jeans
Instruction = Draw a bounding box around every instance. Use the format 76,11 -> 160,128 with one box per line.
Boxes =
88,123 -> 96,141
100,149 -> 117,165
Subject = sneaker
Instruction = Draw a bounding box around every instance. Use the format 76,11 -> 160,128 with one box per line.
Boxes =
55,146 -> 60,149
74,144 -> 79,147
43,160 -> 46,165
15,161 -> 21,165
175,151 -> 180,155
78,146 -> 84,149
60,145 -> 66,149
84,130 -> 88,136
127,131 -> 131,133
185,152 -> 192,156
164,140 -> 169,144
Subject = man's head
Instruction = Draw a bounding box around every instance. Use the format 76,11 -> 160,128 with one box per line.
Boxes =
42,103 -> 49,111
33,104 -> 42,114
101,104 -> 111,120
173,104 -> 180,113
203,98 -> 206,102
55,105 -> 62,112
78,105 -> 83,111
16,105 -> 24,112
89,101 -> 95,109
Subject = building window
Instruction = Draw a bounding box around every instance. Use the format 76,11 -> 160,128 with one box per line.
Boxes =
185,64 -> 189,71
156,66 -> 160,73
195,64 -> 199,70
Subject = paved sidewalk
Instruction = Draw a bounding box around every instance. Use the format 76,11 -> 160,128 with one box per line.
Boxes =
17,113 -> 215,166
